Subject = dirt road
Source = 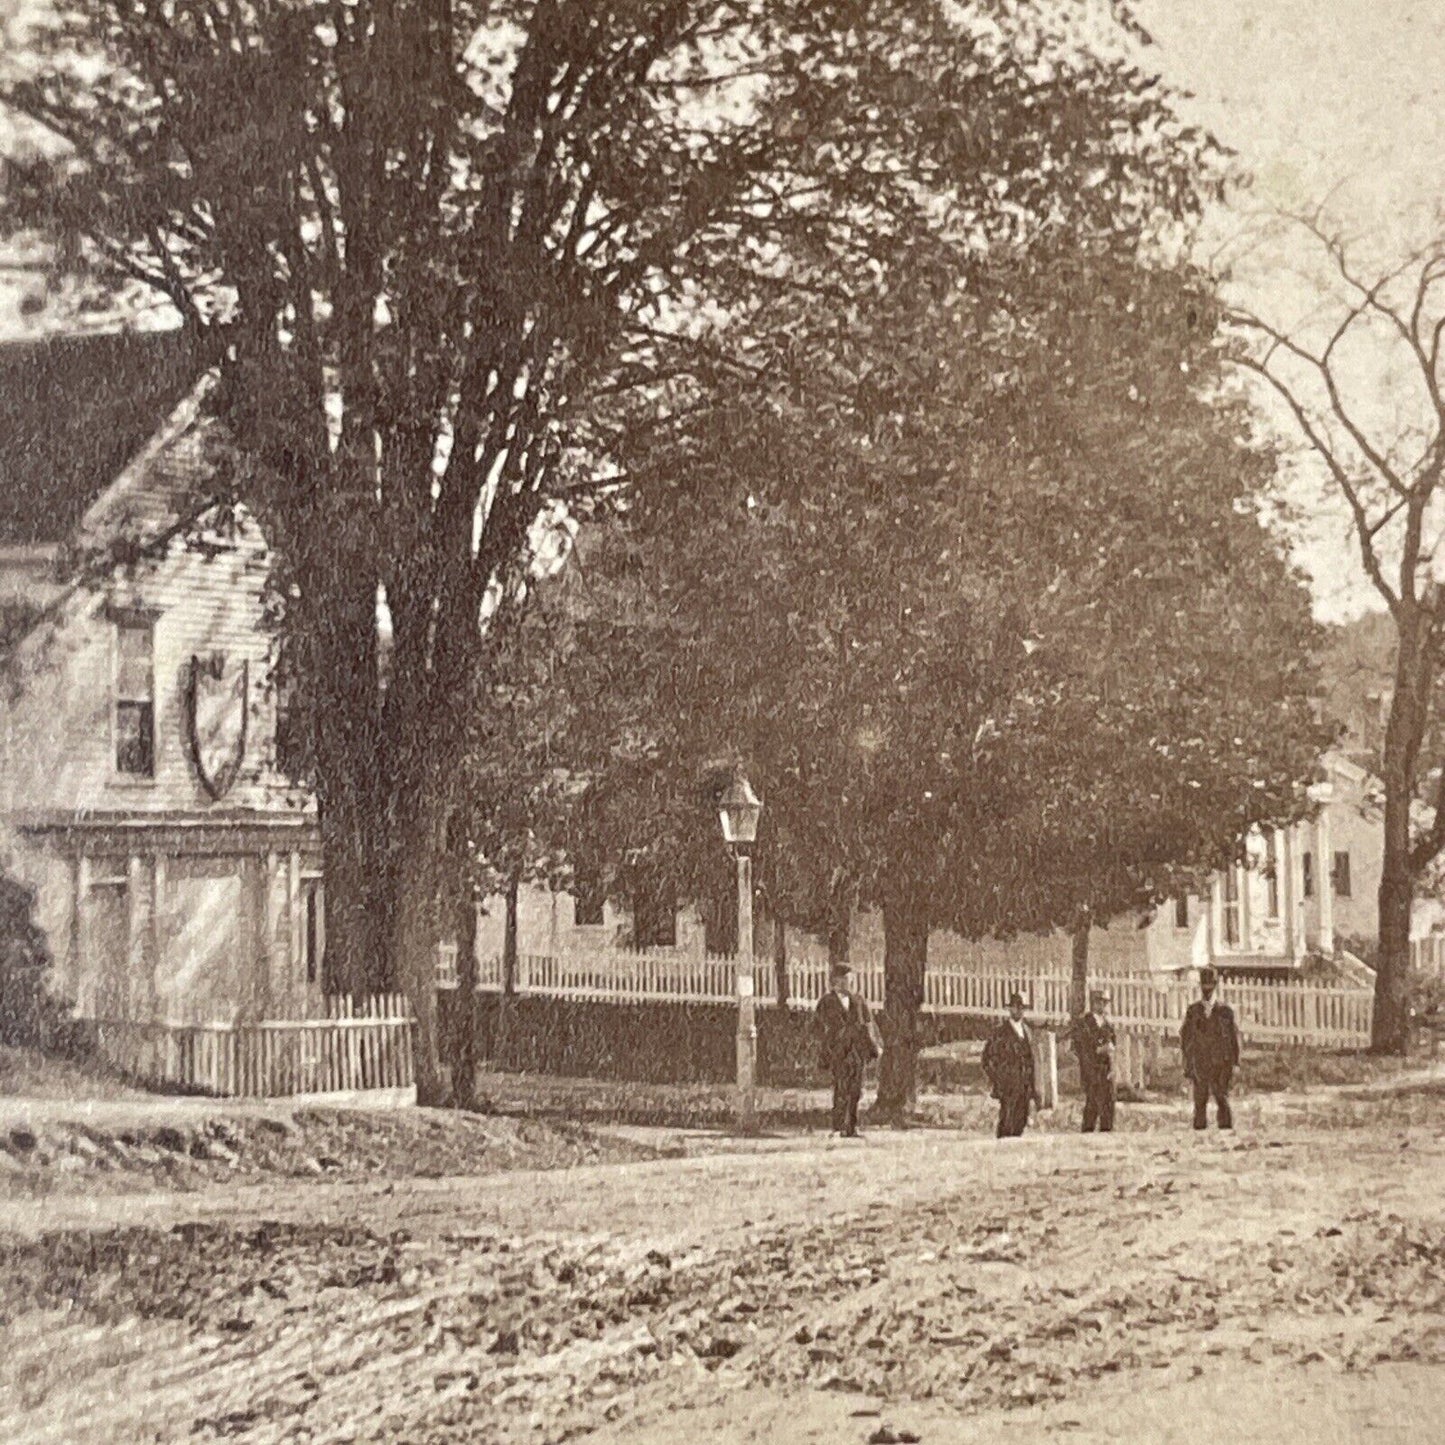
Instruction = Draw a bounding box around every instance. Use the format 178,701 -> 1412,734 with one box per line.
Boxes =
2,1096 -> 1444,1443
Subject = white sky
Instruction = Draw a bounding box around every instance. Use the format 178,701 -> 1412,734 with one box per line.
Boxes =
1134,0 -> 1445,620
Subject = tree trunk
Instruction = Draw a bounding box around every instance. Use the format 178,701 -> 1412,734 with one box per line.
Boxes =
392,841 -> 444,1104
826,890 -> 851,966
384,747 -> 449,1104
1372,615 -> 1430,1055
503,869 -> 520,995
453,885 -> 479,1110
773,912 -> 789,1008
492,867 -> 521,1071
1069,905 -> 1092,1020
875,880 -> 928,1119
305,571 -> 389,998
1374,789 -> 1415,1054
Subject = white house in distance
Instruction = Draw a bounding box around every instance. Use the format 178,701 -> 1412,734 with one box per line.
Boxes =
473,750 -> 1393,980
0,330 -> 323,1025
1137,751 -> 1383,976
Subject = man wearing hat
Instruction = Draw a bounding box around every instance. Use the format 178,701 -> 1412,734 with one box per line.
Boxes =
814,962 -> 879,1137
1072,988 -> 1117,1133
1180,967 -> 1241,1130
982,991 -> 1039,1138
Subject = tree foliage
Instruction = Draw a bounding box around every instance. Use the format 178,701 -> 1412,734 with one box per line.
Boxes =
3,0 -> 1222,1098
560,245 -> 1330,1109
0,853 -> 85,1055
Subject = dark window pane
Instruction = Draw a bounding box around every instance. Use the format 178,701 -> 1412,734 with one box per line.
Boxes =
1332,851 -> 1351,898
1302,852 -> 1314,899
116,700 -> 154,776
573,865 -> 605,927
304,882 -> 323,985
1173,893 -> 1189,929
705,889 -> 739,955
633,873 -> 677,949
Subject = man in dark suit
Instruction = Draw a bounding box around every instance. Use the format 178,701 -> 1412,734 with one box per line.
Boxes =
1072,987 -> 1117,1133
814,962 -> 878,1137
982,991 -> 1039,1138
1180,966 -> 1241,1130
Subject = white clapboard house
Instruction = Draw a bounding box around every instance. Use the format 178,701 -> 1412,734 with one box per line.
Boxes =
0,329 -> 324,1027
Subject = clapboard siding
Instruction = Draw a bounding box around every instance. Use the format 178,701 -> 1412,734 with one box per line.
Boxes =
2,395 -> 311,820
1,380 -> 322,1027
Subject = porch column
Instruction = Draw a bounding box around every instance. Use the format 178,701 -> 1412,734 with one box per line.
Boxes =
1279,827 -> 1297,961
1237,855 -> 1252,953
69,853 -> 90,1014
1315,808 -> 1335,956
287,850 -> 302,1012
259,852 -> 277,1019
151,855 -> 167,1020
126,854 -> 146,1020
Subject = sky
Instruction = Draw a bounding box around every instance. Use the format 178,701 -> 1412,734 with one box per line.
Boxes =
1133,0 -> 1445,621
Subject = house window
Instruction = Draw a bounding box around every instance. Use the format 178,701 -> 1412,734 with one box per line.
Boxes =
1302,851 -> 1314,899
435,941 -> 459,990
302,877 -> 325,985
632,871 -> 677,949
705,890 -> 740,955
1222,867 -> 1241,947
1173,893 -> 1189,930
114,620 -> 155,777
1265,834 -> 1280,919
1332,851 -> 1352,899
573,864 -> 606,927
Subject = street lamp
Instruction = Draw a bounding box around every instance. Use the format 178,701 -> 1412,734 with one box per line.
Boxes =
718,776 -> 763,1127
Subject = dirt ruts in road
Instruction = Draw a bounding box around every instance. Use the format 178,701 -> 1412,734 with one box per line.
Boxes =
1,1125 -> 1443,1443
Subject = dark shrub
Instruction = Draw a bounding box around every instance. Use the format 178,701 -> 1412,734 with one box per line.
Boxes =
0,870 -> 88,1057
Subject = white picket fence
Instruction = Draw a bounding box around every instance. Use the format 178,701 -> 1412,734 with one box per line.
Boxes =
474,949 -> 1375,1048
91,994 -> 416,1098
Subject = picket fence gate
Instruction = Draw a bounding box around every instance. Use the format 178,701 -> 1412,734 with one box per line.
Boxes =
473,950 -> 1375,1049
91,994 -> 416,1098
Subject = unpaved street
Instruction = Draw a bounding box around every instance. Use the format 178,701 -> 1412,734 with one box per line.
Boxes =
3,1085 -> 1445,1443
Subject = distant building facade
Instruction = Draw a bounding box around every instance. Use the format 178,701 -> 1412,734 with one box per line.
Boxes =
473,751 -> 1407,981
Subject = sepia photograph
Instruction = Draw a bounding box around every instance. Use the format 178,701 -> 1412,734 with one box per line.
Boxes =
1,2 -> 1444,1440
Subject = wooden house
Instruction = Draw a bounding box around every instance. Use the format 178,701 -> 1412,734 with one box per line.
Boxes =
0,330 -> 323,1026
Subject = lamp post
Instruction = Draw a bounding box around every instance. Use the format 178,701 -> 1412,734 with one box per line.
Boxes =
718,776 -> 763,1127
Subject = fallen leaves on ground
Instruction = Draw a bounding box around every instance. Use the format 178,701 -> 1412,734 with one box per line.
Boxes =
0,1108 -> 667,1197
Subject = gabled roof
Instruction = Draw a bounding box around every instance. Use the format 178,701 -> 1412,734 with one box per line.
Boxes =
0,328 -> 204,546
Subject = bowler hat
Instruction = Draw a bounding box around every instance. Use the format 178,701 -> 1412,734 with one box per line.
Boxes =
1007,990 -> 1027,1007
829,960 -> 854,977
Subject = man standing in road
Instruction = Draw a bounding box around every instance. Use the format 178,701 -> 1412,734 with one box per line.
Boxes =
1180,966 -> 1241,1130
982,990 -> 1039,1139
1073,987 -> 1117,1133
814,962 -> 879,1138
